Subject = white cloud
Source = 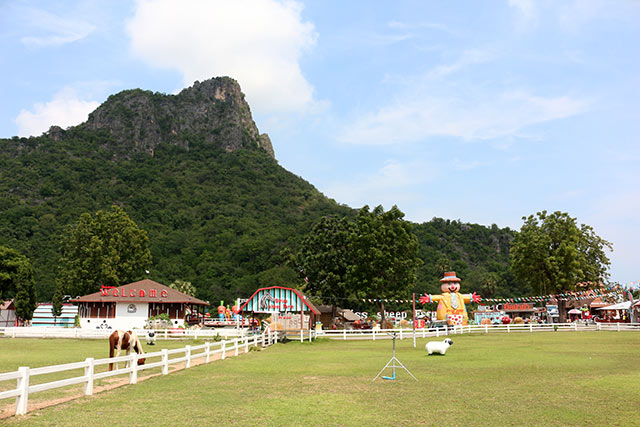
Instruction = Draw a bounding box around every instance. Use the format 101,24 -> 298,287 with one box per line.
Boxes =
338,49 -> 590,145
15,88 -> 100,137
126,0 -> 318,114
20,7 -> 95,47
321,159 -> 437,211
339,91 -> 588,145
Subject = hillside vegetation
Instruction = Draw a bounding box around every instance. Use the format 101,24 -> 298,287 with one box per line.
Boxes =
0,78 -> 519,304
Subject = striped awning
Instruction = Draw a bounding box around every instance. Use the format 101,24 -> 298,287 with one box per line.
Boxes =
240,286 -> 319,315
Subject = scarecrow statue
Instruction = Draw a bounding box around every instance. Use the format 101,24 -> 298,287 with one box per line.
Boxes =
419,272 -> 481,326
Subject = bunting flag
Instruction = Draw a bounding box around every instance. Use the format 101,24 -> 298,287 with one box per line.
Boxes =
354,281 -> 637,305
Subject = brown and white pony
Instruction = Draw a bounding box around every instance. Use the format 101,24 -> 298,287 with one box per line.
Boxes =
109,330 -> 146,371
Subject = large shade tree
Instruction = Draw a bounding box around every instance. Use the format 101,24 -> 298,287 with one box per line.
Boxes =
0,246 -> 37,321
56,205 -> 152,297
510,211 -> 612,322
348,205 -> 422,327
296,215 -> 354,323
296,206 -> 421,327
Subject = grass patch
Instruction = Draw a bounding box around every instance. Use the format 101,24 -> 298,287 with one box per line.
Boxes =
2,332 -> 639,426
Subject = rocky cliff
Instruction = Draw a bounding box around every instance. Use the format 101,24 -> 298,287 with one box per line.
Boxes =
75,77 -> 274,158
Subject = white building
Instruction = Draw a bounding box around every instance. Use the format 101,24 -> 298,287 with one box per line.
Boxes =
71,279 -> 209,330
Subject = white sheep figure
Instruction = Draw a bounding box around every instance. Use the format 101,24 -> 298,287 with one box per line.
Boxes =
425,338 -> 453,355
146,331 -> 156,345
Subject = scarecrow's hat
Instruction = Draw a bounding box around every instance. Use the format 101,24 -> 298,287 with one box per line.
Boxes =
440,271 -> 461,283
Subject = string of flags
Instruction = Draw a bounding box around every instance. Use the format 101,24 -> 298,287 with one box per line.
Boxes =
358,282 -> 636,305
482,289 -> 622,303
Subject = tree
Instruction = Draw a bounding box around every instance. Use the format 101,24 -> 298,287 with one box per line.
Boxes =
0,246 -> 37,321
348,206 -> 422,327
510,211 -> 612,322
169,279 -> 196,297
52,286 -> 64,325
296,216 -> 354,323
56,205 -> 152,297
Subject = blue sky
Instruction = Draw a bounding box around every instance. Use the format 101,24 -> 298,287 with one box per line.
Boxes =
1,0 -> 638,285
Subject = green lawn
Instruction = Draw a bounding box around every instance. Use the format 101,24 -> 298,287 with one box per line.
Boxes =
2,332 -> 639,426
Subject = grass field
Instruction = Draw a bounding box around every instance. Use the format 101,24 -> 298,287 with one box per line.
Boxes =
2,332 -> 639,426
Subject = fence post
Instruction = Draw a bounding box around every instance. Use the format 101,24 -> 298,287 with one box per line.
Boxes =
185,345 -> 191,368
15,366 -> 30,416
436,329 -> 440,337
485,325 -> 489,333
129,353 -> 138,384
597,323 -> 601,331
234,339 -> 239,356
373,330 -> 376,341
617,323 -> 620,332
205,342 -> 211,363
162,349 -> 169,375
530,324 -> 533,332
507,325 -> 510,333
245,336 -> 250,353
400,329 -> 403,340
574,322 -> 578,331
222,341 -> 227,360
343,329 -> 347,340
84,358 -> 95,396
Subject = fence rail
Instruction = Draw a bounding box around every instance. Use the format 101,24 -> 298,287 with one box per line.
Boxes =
1,327 -> 249,340
0,331 -> 280,417
318,322 -> 640,340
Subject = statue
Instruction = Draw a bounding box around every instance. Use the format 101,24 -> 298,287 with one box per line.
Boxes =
419,272 -> 481,326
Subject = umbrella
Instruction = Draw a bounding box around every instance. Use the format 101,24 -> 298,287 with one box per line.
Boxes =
567,309 -> 582,314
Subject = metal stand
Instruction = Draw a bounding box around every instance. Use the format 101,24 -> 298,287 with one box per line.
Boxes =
372,333 -> 418,381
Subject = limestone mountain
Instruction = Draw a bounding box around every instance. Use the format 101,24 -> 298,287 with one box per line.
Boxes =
52,77 -> 274,159
0,77 -> 517,305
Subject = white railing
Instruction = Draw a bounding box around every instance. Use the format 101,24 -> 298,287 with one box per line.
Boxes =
318,322 -> 640,340
0,331 -> 280,417
1,327 -> 249,340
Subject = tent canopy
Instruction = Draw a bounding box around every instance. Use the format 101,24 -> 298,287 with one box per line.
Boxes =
567,309 -> 582,314
597,301 -> 631,310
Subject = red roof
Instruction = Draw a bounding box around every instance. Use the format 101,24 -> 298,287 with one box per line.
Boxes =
70,279 -> 209,306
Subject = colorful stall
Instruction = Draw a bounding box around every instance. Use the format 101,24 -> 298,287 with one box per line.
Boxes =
239,286 -> 320,332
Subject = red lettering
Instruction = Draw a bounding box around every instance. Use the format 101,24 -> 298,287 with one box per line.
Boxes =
150,289 -> 157,297
139,290 -> 145,297
100,287 -> 109,296
129,289 -> 135,297
160,290 -> 168,298
113,289 -> 119,297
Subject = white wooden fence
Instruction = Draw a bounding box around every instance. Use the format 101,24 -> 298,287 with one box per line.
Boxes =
0,327 -> 248,340
319,322 -> 640,340
0,331 -> 279,417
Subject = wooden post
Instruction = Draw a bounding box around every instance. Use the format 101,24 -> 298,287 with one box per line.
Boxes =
221,341 -> 226,359
84,358 -> 94,395
129,353 -> 138,384
15,367 -> 29,416
185,345 -> 191,368
162,349 -> 169,375
205,342 -> 211,363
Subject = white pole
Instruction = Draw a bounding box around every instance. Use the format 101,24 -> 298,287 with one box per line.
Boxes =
205,342 -> 211,363
221,341 -> 226,360
15,367 -> 30,416
84,358 -> 94,396
162,349 -> 169,375
234,339 -> 239,356
129,353 -> 138,384
185,345 -> 192,368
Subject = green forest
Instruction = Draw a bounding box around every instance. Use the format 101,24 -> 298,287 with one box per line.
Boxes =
0,81 -> 525,309
0,128 -> 522,307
